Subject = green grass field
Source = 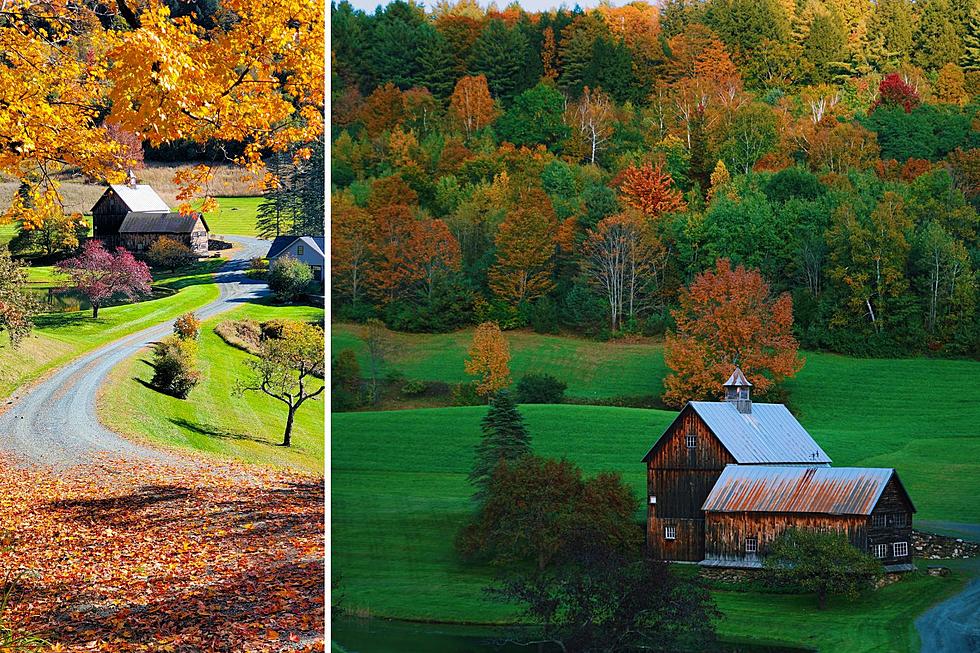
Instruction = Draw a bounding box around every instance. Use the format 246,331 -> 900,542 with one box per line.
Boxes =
331,405 -> 968,651
331,323 -> 980,650
202,196 -> 262,237
0,260 -> 222,398
100,302 -> 325,473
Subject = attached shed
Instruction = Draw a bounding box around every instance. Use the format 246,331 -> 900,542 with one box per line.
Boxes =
118,212 -> 210,256
701,465 -> 916,571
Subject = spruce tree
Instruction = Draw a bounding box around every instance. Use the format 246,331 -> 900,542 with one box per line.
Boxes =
255,149 -> 299,239
294,139 -> 325,236
469,390 -> 532,503
962,6 -> 980,72
469,19 -> 529,104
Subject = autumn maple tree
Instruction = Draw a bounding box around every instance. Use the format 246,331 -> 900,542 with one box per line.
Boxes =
465,321 -> 511,398
662,259 -> 803,407
57,241 -> 153,318
615,162 -> 686,222
488,188 -> 558,306
449,75 -> 498,137
0,0 -> 323,228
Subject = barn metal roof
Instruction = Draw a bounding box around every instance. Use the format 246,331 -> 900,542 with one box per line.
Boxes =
724,367 -> 752,387
108,184 -> 170,213
119,212 -> 208,234
691,402 -> 831,464
702,466 -> 910,515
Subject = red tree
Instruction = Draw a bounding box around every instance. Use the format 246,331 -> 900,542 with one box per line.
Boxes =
662,259 -> 803,407
57,240 -> 152,318
614,162 -> 686,222
870,73 -> 920,113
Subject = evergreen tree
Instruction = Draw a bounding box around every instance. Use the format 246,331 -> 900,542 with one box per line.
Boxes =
366,1 -> 429,89
585,36 -> 636,103
962,5 -> 980,72
867,0 -> 916,66
469,19 -> 530,104
914,0 -> 964,71
417,29 -> 457,100
295,139 -> 325,235
468,390 -> 533,503
256,150 -> 300,239
803,12 -> 847,84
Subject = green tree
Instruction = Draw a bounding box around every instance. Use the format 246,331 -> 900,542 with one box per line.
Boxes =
705,0 -> 790,56
151,335 -> 201,399
867,0 -> 916,65
962,5 -> 980,72
294,139 -> 326,236
238,321 -> 325,447
469,19 -> 529,104
720,103 -> 778,174
468,390 -> 533,503
913,0 -> 964,71
366,0 -> 429,89
417,30 -> 457,100
764,528 -> 884,610
268,255 -> 314,301
495,83 -> 570,150
0,248 -> 41,347
802,12 -> 847,84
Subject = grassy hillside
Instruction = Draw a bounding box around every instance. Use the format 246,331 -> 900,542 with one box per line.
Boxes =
100,302 -> 325,473
202,196 -> 262,237
331,404 -> 967,651
0,260 -> 222,398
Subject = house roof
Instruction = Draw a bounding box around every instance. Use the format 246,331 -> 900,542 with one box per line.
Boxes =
702,465 -> 915,515
119,212 -> 209,234
642,402 -> 832,465
108,184 -> 170,213
267,235 -> 325,259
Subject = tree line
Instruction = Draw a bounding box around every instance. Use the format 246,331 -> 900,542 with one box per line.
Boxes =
331,0 -> 980,358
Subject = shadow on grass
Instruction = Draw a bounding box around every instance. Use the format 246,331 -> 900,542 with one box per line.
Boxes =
168,418 -> 273,445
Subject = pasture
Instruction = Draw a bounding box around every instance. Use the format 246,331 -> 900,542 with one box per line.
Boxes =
202,196 -> 263,237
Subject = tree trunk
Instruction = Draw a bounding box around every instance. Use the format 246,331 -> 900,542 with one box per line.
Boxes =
817,588 -> 827,610
92,302 -> 100,318
282,405 -> 296,447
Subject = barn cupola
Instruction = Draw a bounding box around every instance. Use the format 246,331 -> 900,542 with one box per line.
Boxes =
126,169 -> 137,188
724,367 -> 752,414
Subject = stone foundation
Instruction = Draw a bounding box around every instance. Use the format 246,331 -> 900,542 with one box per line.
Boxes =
913,530 -> 979,560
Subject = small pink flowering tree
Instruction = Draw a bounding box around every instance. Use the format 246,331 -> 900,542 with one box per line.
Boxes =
57,240 -> 152,318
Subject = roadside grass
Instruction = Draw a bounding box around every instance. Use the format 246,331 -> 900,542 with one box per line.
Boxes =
99,302 -> 325,473
330,324 -> 980,524
201,196 -> 263,237
0,259 -> 222,398
331,404 -> 967,651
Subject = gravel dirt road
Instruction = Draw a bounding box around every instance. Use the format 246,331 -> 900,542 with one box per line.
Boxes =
0,235 -> 270,467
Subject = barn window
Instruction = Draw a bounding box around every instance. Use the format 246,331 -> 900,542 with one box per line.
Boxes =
893,513 -> 907,527
649,495 -> 657,505
893,542 -> 908,557
297,244 -> 305,255
745,538 -> 758,554
664,525 -> 676,540
872,544 -> 888,559
686,434 -> 697,448
872,514 -> 887,528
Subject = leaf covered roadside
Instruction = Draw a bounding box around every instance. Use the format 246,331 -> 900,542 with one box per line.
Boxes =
0,454 -> 324,652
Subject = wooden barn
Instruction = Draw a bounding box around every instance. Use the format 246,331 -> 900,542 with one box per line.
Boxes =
90,174 -> 209,255
642,368 -> 916,572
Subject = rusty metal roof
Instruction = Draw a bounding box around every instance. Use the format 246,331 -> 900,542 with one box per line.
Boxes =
689,402 -> 831,464
702,466 -> 905,515
119,212 -> 209,234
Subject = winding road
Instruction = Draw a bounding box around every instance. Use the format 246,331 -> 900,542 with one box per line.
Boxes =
0,235 -> 270,467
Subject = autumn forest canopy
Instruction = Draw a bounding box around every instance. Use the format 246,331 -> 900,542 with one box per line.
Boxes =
331,0 -> 980,359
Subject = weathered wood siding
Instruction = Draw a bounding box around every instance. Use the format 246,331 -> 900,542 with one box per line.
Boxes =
120,227 -> 209,256
91,190 -> 128,238
867,476 -> 914,565
646,408 -> 734,561
704,512 -> 868,565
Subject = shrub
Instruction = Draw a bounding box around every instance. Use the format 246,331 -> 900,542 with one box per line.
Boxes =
260,319 -> 288,340
173,312 -> 200,340
400,379 -> 428,397
332,349 -> 363,411
515,373 -> 567,404
267,255 -> 313,301
452,381 -> 483,406
151,335 -> 201,398
213,319 -> 262,354
147,237 -> 195,271
246,257 -> 269,279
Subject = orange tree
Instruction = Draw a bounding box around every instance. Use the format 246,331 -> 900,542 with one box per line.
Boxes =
662,259 -> 803,407
464,321 -> 511,398
0,0 -> 324,226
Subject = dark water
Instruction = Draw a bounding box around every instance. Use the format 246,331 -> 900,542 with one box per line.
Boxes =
27,286 -> 172,313
331,617 -> 811,653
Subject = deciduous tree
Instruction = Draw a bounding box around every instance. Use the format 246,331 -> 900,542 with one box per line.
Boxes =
615,162 -> 686,221
407,219 -> 462,300
449,75 -> 499,137
663,259 -> 803,407
488,189 -> 558,305
57,241 -> 152,318
332,195 -> 374,308
464,321 -> 511,398
0,249 -> 41,347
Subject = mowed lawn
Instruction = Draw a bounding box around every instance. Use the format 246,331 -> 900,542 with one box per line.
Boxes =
202,196 -> 262,237
100,302 -> 325,473
0,260 -> 223,398
331,405 -> 967,651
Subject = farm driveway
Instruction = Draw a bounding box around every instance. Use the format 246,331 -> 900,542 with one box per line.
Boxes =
0,235 -> 270,467
916,556 -> 980,653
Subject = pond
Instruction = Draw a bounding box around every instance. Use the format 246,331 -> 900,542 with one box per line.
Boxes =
331,617 -> 812,653
27,285 -> 175,313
